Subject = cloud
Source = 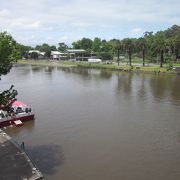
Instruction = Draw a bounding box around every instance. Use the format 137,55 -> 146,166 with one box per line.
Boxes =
0,9 -> 10,17
131,28 -> 142,33
11,19 -> 41,30
130,27 -> 144,38
0,0 -> 179,45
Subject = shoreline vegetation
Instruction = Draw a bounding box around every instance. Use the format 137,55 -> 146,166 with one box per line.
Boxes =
17,60 -> 179,74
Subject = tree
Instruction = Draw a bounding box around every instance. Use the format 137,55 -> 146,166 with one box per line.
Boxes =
16,43 -> 32,59
165,25 -> 180,38
50,45 -> 57,51
81,38 -> 92,50
92,37 -> 102,52
58,42 -> 68,52
35,43 -> 51,59
101,40 -> 111,52
137,37 -> 147,66
0,32 -> 19,76
172,35 -> 180,62
72,38 -> 92,50
0,85 -> 17,112
122,38 -> 134,66
35,45 -> 41,51
153,32 -> 167,67
72,41 -> 81,49
97,52 -> 113,61
41,43 -> 51,58
30,52 -> 39,60
0,32 -> 18,111
108,39 -> 122,65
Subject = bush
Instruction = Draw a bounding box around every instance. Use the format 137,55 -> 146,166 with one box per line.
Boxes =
97,52 -> 113,61
166,62 -> 173,71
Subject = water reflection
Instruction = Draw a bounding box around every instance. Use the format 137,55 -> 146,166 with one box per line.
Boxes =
137,74 -> 147,101
44,66 -> 55,73
31,65 -> 44,73
148,74 -> 180,104
116,72 -> 133,96
26,144 -> 64,175
149,75 -> 169,101
13,64 -> 31,76
115,72 -> 180,105
60,67 -> 112,81
170,76 -> 180,103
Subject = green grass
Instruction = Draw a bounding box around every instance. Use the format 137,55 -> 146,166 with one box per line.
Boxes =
115,57 -> 148,64
17,59 -> 176,73
174,62 -> 180,67
76,62 -> 132,71
77,62 -> 173,72
18,59 -> 77,67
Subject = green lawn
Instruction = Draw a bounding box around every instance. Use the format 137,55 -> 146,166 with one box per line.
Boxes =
17,59 -> 176,73
18,59 -> 77,67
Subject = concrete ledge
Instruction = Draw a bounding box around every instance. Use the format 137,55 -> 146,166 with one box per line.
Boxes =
0,129 -> 44,180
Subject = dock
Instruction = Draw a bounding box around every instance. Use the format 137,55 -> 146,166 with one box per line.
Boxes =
0,129 -> 43,180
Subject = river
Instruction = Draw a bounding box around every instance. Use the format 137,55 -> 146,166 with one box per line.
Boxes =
1,64 -> 180,180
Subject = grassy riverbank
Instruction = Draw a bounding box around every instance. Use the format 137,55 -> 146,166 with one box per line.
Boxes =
18,59 -> 77,67
18,60 -> 176,73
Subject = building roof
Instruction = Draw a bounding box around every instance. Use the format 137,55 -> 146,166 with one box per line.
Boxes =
29,50 -> 40,54
66,49 -> 86,53
39,52 -> 45,56
51,51 -> 63,55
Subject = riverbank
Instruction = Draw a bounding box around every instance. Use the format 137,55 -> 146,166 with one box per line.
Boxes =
18,59 -> 77,67
18,60 -> 176,74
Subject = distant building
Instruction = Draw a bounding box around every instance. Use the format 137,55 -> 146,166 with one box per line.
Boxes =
28,50 -> 45,59
66,49 -> 96,61
29,50 -> 40,54
51,51 -> 67,60
39,52 -> 46,59
28,49 -> 96,61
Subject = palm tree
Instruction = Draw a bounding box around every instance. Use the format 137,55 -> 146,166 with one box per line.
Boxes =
173,35 -> 180,62
115,40 -> 122,66
108,39 -> 121,65
137,37 -> 147,66
122,38 -> 134,66
152,32 -> 166,67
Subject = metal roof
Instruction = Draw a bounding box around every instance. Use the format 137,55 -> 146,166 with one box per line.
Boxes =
51,51 -> 64,55
66,49 -> 86,53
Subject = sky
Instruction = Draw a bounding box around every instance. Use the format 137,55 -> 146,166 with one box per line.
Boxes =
0,0 -> 179,46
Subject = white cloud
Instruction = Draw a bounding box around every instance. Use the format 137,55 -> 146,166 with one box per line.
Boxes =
131,28 -> 142,33
11,19 -> 41,30
0,9 -> 10,17
0,0 -> 179,45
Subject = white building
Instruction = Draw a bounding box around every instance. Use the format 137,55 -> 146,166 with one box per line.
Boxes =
66,49 -> 96,61
28,50 -> 45,59
51,51 -> 67,60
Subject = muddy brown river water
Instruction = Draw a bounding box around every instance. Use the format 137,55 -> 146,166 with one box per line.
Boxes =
1,64 -> 180,180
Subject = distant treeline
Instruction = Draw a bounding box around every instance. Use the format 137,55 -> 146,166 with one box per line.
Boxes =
17,25 -> 180,67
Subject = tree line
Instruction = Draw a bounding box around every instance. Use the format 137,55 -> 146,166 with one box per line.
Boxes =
16,25 -> 180,67
71,25 -> 180,67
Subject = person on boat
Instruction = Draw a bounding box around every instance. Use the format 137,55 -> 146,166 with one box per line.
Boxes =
25,107 -> 29,113
16,106 -> 23,113
0,111 -> 5,118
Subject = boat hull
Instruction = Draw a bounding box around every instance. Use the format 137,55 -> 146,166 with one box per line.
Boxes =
0,113 -> 34,128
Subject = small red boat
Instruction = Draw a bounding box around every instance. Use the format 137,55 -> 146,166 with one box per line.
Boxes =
0,100 -> 35,128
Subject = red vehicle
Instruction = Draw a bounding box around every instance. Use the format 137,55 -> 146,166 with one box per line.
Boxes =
0,101 -> 35,128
